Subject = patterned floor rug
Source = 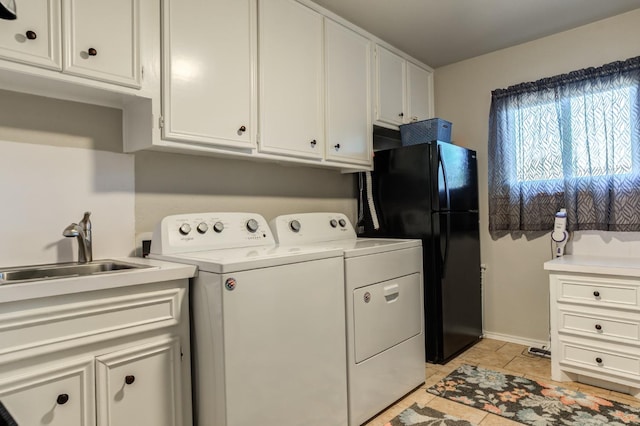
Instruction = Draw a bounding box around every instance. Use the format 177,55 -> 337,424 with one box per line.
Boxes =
386,403 -> 476,425
426,364 -> 640,425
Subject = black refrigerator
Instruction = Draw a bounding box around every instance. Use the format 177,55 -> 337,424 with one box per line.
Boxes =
359,140 -> 482,364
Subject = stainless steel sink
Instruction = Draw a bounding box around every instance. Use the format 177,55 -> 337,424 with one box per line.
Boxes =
0,260 -> 152,284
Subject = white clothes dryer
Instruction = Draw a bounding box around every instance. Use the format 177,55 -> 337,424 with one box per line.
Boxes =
150,212 -> 348,426
270,212 -> 425,426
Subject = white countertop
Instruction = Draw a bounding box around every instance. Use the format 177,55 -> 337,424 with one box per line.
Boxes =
0,257 -> 196,303
544,255 -> 640,277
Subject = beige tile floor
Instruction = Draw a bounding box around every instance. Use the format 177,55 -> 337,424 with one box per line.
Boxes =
364,338 -> 640,425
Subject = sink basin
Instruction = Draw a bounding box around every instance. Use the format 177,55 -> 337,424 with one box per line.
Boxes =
0,260 -> 152,284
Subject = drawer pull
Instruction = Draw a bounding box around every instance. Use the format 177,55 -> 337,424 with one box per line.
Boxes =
310,139 -> 317,148
26,30 -> 37,40
595,357 -> 603,364
595,324 -> 602,331
593,290 -> 600,298
56,394 -> 69,405
125,375 -> 135,385
88,47 -> 98,57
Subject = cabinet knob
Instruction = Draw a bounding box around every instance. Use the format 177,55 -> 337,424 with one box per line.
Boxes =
88,48 -> 98,57
593,290 -> 600,297
334,143 -> 340,151
26,30 -> 37,40
595,324 -> 602,331
238,125 -> 246,134
56,394 -> 69,405
595,357 -> 603,364
310,140 -> 317,148
125,375 -> 135,385
398,112 -> 404,117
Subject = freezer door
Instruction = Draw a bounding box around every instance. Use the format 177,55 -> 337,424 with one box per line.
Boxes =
434,142 -> 479,212
430,211 -> 482,362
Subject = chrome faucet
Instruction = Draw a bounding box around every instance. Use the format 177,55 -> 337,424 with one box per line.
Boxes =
63,212 -> 93,263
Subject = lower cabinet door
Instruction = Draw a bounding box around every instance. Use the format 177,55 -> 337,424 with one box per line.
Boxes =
95,337 -> 182,426
0,358 -> 95,426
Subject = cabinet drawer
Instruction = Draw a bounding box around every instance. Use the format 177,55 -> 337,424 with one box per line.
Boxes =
556,275 -> 639,309
0,288 -> 182,356
560,341 -> 640,378
559,310 -> 640,342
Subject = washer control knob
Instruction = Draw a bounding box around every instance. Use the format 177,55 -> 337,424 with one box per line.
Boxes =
213,221 -> 224,233
338,218 -> 347,227
330,219 -> 338,228
197,222 -> 208,234
179,223 -> 192,235
246,219 -> 259,233
289,220 -> 301,233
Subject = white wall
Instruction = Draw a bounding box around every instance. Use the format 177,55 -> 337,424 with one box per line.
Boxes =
134,150 -> 357,238
434,9 -> 640,345
0,90 -> 135,266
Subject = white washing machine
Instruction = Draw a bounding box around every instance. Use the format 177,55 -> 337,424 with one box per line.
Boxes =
270,212 -> 425,426
149,212 -> 348,426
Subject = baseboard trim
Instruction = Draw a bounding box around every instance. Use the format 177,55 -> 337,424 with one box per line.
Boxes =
482,331 -> 550,350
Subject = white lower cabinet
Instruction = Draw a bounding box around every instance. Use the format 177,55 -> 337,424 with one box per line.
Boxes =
0,358 -> 95,426
546,257 -> 640,399
96,338 -> 182,426
0,280 -> 192,425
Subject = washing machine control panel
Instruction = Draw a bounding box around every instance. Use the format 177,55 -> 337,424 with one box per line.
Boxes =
270,212 -> 356,244
151,212 -> 275,255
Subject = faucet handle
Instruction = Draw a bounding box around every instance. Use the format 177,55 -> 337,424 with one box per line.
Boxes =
80,212 -> 91,229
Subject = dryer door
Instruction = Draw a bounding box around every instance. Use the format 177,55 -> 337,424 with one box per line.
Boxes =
353,273 -> 422,363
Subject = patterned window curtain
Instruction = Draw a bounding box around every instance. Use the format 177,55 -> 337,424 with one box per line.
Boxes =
488,56 -> 640,239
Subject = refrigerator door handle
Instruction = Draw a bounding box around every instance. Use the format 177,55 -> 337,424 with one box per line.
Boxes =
440,214 -> 450,278
438,147 -> 451,211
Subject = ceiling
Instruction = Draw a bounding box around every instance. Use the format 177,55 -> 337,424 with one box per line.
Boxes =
312,0 -> 640,68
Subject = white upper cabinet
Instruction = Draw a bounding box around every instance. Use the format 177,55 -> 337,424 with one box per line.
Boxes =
406,60 -> 432,123
375,44 -> 434,128
324,19 -> 372,166
0,0 -> 61,70
62,0 -> 140,88
161,0 -> 256,150
258,0 -> 324,159
376,45 -> 406,126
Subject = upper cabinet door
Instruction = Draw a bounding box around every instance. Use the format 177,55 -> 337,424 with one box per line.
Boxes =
62,0 -> 140,88
407,61 -> 433,123
162,0 -> 256,150
258,0 -> 324,159
0,0 -> 61,70
376,45 -> 405,127
324,19 -> 372,166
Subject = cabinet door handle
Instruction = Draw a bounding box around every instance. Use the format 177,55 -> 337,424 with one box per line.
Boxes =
595,324 -> 602,331
593,290 -> 600,298
595,357 -> 603,364
125,375 -> 135,385
88,48 -> 98,57
398,112 -> 404,117
238,125 -> 246,134
310,140 -> 317,148
26,30 -> 37,40
56,394 -> 69,405
334,143 -> 340,151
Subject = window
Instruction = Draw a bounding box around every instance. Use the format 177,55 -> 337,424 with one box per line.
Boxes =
488,56 -> 640,238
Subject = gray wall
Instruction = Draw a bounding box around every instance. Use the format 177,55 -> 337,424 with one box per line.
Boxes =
434,9 -> 640,345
